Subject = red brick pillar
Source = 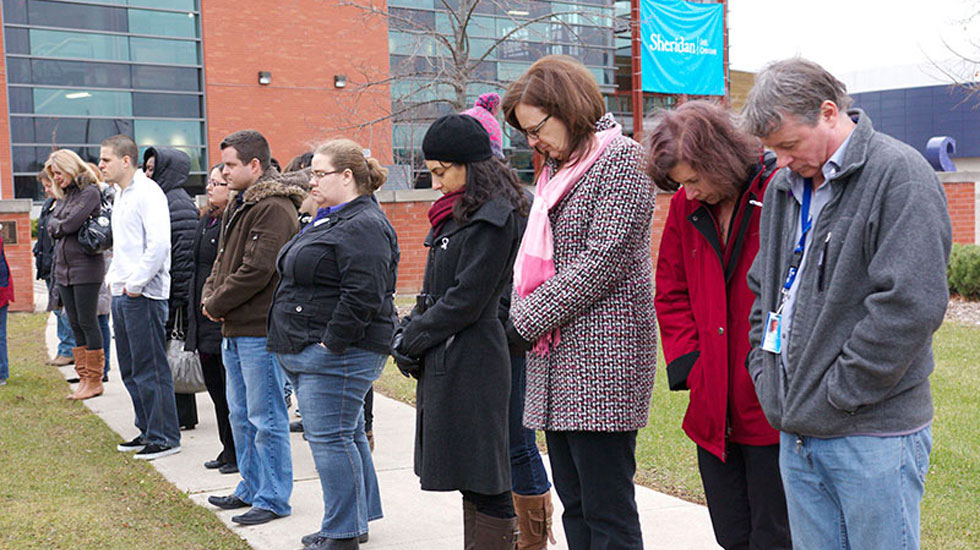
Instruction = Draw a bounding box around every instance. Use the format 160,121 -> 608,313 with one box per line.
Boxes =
0,200 -> 35,312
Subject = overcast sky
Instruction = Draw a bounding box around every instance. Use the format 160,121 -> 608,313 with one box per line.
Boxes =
727,0 -> 980,90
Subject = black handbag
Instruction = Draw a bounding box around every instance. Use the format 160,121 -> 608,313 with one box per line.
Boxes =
78,186 -> 113,255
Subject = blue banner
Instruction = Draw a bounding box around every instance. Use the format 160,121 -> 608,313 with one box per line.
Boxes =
640,0 -> 725,96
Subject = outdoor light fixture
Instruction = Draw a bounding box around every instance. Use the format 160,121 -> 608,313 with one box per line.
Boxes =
334,75 -> 347,89
507,10 -> 529,16
258,71 -> 272,85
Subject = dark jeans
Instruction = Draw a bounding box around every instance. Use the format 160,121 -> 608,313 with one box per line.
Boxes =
59,283 -> 102,349
546,430 -> 642,550
697,443 -> 791,550
509,354 -> 551,495
201,351 -> 236,465
112,295 -> 180,447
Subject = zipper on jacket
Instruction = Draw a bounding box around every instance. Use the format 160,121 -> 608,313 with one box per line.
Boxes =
817,232 -> 832,291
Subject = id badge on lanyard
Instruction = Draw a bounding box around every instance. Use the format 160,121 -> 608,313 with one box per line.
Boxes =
763,182 -> 812,354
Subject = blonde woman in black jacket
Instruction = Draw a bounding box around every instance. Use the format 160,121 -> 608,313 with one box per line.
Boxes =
46,149 -> 105,400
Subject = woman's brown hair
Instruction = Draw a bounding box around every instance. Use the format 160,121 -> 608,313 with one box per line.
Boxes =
645,100 -> 760,193
313,139 -> 387,195
501,55 -> 606,164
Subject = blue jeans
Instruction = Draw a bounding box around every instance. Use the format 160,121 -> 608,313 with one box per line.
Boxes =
278,344 -> 385,538
56,307 -> 75,357
509,354 -> 551,495
223,336 -> 292,516
779,427 -> 932,550
112,295 -> 180,447
98,313 -> 111,378
0,305 -> 7,381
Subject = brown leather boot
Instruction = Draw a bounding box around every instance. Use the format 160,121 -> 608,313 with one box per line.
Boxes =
473,511 -> 518,550
66,346 -> 88,400
512,491 -> 556,550
74,349 -> 105,400
463,499 -> 478,550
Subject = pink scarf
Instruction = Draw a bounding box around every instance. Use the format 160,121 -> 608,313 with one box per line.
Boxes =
513,123 -> 622,354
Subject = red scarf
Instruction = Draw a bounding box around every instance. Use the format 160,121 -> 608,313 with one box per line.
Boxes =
427,190 -> 464,234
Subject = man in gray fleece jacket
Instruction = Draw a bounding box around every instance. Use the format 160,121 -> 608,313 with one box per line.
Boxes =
742,58 -> 952,550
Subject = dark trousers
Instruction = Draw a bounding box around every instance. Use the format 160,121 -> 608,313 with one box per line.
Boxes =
112,295 -> 180,447
175,392 -> 198,429
201,351 -> 236,465
546,430 -> 643,550
59,283 -> 102,349
461,490 -> 515,519
364,385 -> 374,432
697,443 -> 791,550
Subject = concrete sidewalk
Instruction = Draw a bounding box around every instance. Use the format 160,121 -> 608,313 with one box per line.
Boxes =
43,306 -> 718,549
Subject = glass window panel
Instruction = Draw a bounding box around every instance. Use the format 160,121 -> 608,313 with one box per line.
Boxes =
6,57 -> 30,83
127,0 -> 197,10
389,8 -> 435,31
2,0 -> 27,25
9,117 -> 34,143
128,9 -> 198,38
14,175 -> 43,201
33,117 -> 133,145
8,87 -> 33,113
497,61 -> 532,82
468,16 -> 496,36
133,92 -> 201,117
12,146 -> 51,174
5,27 -> 29,54
132,65 -> 200,91
134,119 -> 203,147
388,0 -> 433,8
30,29 -> 129,61
28,0 -> 128,32
33,89 -> 132,116
130,37 -> 199,65
29,59 -> 132,88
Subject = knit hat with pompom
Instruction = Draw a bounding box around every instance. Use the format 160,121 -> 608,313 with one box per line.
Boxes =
460,92 -> 503,159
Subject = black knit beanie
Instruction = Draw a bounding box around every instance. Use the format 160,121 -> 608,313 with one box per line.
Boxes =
422,114 -> 493,164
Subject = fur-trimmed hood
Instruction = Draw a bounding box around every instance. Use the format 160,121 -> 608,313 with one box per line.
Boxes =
236,168 -> 306,209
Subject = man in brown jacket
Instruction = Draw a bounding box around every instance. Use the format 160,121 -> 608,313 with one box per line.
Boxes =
201,130 -> 303,526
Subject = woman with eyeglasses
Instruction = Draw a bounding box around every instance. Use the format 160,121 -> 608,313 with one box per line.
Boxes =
268,140 -> 398,550
500,55 -> 657,549
185,164 -> 238,474
390,114 -> 528,548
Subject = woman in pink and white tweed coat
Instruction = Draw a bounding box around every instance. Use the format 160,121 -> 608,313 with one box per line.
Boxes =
502,55 -> 657,550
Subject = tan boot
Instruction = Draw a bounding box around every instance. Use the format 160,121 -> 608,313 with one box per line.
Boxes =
512,491 -> 556,550
463,499 -> 478,550
473,510 -> 518,550
74,349 -> 105,400
66,346 -> 88,400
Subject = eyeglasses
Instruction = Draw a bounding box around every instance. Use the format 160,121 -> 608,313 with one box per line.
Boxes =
207,179 -> 228,187
522,114 -> 551,140
311,169 -> 345,181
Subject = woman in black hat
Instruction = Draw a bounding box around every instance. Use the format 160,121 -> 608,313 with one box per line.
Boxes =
391,114 -> 528,549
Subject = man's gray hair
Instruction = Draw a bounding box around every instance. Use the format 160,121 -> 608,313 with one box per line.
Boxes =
741,58 -> 853,138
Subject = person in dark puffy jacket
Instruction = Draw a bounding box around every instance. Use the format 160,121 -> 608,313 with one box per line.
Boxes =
143,146 -> 199,429
46,149 -> 106,401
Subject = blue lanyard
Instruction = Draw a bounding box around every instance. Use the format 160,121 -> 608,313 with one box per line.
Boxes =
782,181 -> 813,294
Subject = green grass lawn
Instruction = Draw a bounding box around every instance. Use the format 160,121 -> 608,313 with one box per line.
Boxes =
0,312 -> 251,550
376,319 -> 980,548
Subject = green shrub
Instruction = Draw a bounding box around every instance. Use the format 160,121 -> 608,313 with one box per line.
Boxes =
30,217 -> 38,239
948,243 -> 980,299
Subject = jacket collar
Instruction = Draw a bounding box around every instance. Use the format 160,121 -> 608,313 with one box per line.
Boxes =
304,194 -> 377,231
236,168 -> 305,209
772,109 -> 874,192
424,195 -> 515,245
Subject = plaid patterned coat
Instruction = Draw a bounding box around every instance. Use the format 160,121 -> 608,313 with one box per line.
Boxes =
511,115 -> 657,431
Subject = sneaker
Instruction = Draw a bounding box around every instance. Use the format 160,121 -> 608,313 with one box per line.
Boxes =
0,380 -> 6,387
134,444 -> 181,460
302,531 -> 368,546
49,355 -> 74,366
117,436 -> 146,452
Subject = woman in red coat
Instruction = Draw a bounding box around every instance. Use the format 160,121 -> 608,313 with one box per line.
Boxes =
646,101 -> 790,550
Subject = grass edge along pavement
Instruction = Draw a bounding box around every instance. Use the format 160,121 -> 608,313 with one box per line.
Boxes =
0,312 -> 251,550
375,318 -> 980,549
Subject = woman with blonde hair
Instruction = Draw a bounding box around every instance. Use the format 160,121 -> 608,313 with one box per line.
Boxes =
46,149 -> 106,400
269,139 -> 399,550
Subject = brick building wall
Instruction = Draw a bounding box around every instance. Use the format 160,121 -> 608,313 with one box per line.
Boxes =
940,181 -> 977,244
0,200 -> 34,312
0,7 -> 13,200
200,0 -> 392,166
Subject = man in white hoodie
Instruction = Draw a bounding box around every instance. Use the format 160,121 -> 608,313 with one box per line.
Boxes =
99,134 -> 180,461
